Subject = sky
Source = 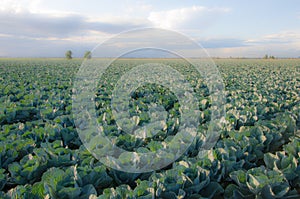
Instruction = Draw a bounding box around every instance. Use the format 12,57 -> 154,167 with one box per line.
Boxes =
0,0 -> 300,58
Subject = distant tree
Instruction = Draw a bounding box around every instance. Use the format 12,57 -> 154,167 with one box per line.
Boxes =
269,55 -> 275,59
263,54 -> 269,59
65,50 -> 72,59
84,51 -> 92,59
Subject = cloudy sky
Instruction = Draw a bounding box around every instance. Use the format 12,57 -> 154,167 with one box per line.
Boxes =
0,0 -> 300,58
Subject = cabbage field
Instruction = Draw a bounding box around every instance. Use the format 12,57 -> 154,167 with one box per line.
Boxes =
0,58 -> 299,198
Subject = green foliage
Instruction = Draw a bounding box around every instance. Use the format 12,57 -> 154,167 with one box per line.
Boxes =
0,59 -> 299,198
65,50 -> 72,59
84,51 -> 92,59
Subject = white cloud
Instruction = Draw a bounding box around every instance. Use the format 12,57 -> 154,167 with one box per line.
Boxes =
0,9 -> 148,40
245,30 -> 300,45
177,30 -> 300,58
0,0 -> 153,57
207,42 -> 300,58
204,30 -> 300,58
0,1 -> 299,58
263,31 -> 300,43
0,0 -> 41,13
148,6 -> 230,30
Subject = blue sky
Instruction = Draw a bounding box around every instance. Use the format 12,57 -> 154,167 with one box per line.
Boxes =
0,0 -> 299,57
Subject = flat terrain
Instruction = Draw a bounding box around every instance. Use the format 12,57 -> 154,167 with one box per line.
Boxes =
0,58 -> 299,198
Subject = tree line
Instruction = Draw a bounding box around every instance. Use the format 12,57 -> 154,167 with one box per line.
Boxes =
65,50 -> 92,59
263,54 -> 276,59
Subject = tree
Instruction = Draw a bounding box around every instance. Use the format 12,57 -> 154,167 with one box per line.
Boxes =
84,51 -> 92,59
65,50 -> 72,59
263,54 -> 276,59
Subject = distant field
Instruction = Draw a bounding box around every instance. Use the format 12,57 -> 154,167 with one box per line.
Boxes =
0,58 -> 299,198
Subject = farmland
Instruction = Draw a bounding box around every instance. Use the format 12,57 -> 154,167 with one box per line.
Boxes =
0,58 -> 299,198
